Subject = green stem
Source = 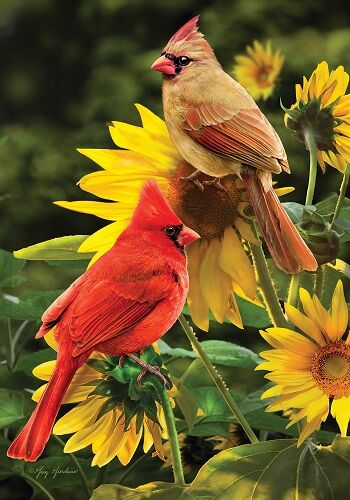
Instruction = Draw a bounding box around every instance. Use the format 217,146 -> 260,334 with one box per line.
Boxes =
314,266 -> 324,298
94,463 -> 110,490
249,243 -> 289,328
331,170 -> 349,226
178,314 -> 259,444
304,129 -> 318,206
148,377 -> 185,485
287,273 -> 301,308
53,435 -> 91,498
21,473 -> 55,500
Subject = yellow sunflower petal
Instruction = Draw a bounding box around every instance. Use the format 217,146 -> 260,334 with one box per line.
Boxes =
78,220 -> 128,253
54,201 -> 134,222
91,410 -> 118,453
331,396 -> 350,436
92,414 -> 128,467
53,397 -> 104,435
297,416 -> 323,446
186,241 -> 210,332
284,303 -> 325,346
64,411 -> 113,453
219,226 -> 256,299
261,327 -> 318,356
234,217 -> 261,245
199,238 -> 232,323
117,417 -> 143,465
135,103 -> 169,137
43,328 -> 58,351
327,280 -> 348,341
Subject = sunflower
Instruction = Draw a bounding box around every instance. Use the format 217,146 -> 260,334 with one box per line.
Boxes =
55,104 -> 266,332
32,331 -> 168,467
232,40 -> 284,101
285,61 -> 350,172
257,280 -> 350,445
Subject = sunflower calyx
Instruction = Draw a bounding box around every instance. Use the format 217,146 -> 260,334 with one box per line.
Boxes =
90,346 -> 171,429
283,99 -> 336,151
284,202 -> 342,265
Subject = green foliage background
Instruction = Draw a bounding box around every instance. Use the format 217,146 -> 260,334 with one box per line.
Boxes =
1,1 -> 350,498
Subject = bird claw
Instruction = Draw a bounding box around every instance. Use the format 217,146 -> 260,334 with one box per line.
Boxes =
179,170 -> 205,191
128,353 -> 170,388
202,177 -> 227,192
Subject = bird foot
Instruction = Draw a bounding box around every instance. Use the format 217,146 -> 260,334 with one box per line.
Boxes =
202,177 -> 227,192
179,169 -> 204,191
127,353 -> 169,388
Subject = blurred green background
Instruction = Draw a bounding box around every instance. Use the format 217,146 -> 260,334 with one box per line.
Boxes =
1,0 -> 350,291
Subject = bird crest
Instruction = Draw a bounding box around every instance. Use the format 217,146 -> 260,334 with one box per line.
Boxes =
164,15 -> 214,59
131,180 -> 183,229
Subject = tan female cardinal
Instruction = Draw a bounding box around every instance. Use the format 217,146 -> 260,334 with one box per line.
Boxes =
7,180 -> 199,462
151,16 -> 317,274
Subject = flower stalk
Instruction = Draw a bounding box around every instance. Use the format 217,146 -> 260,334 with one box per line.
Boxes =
331,169 -> 349,226
304,129 -> 318,206
287,273 -> 301,308
249,242 -> 288,328
178,314 -> 259,444
147,377 -> 185,485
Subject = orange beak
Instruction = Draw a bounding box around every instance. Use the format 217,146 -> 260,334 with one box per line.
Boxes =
178,226 -> 200,247
151,55 -> 176,76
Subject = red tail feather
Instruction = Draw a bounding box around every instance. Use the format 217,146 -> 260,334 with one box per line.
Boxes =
7,362 -> 76,462
242,174 -> 318,274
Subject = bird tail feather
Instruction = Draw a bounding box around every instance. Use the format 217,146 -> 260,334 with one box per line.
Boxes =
242,174 -> 318,274
7,362 -> 75,462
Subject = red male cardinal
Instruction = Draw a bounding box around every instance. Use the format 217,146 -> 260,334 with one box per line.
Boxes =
7,180 -> 199,462
151,16 -> 317,274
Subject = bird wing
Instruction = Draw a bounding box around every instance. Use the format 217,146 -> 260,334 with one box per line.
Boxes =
36,274 -> 86,338
182,102 -> 289,173
68,269 -> 175,356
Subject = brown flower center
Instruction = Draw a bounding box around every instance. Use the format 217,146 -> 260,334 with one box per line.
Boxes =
167,162 -> 241,239
310,341 -> 350,398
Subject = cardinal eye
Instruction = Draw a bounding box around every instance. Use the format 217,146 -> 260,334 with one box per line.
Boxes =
165,226 -> 176,236
178,56 -> 192,66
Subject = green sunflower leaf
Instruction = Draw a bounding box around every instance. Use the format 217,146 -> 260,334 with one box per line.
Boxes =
0,249 -> 26,286
13,235 -> 94,261
186,435 -> 350,499
92,482 -> 188,499
0,389 -> 26,428
0,290 -> 62,320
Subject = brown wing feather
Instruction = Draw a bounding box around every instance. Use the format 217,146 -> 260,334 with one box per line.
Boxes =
183,103 -> 289,174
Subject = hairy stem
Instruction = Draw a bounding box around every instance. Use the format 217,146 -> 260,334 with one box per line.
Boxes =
331,170 -> 349,226
178,314 -> 259,444
149,377 -> 185,485
287,273 -> 301,308
314,266 -> 325,298
304,129 -> 318,206
249,243 -> 288,328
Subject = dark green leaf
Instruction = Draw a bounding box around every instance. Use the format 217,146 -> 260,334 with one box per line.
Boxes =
13,235 -> 94,261
0,389 -> 26,428
283,202 -> 304,223
92,482 -> 188,499
200,340 -> 261,368
17,348 -> 57,377
0,290 -> 62,320
0,249 -> 26,286
186,436 -> 350,499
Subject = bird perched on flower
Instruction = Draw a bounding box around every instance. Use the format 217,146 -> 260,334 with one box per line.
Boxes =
151,16 -> 317,275
7,180 -> 199,462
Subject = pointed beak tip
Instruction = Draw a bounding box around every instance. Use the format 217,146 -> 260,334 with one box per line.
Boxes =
151,56 -> 176,75
179,227 -> 201,247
